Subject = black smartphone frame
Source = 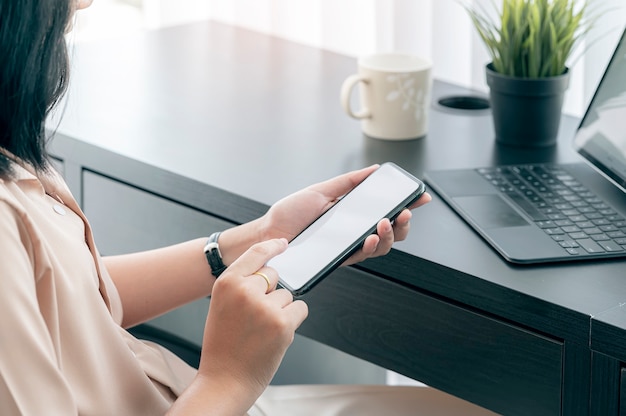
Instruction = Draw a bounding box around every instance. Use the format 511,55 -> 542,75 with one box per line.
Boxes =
269,162 -> 426,296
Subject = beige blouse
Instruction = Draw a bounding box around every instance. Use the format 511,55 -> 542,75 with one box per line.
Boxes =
0,161 -> 196,415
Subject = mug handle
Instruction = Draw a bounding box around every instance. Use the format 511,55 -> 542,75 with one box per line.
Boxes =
340,74 -> 371,119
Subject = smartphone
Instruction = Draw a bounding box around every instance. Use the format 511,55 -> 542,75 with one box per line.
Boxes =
267,162 -> 426,296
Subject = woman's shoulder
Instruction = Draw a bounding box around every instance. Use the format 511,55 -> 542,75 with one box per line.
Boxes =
0,178 -> 35,235
0,161 -> 50,229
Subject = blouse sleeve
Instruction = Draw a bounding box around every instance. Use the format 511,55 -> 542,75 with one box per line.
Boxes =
0,200 -> 79,415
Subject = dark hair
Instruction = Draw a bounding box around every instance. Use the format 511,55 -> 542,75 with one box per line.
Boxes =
0,1 -> 73,177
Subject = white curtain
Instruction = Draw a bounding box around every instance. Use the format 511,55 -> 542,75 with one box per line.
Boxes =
142,0 -> 623,118
78,0 -> 626,117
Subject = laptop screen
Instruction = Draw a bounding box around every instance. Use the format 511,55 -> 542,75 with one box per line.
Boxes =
574,27 -> 626,192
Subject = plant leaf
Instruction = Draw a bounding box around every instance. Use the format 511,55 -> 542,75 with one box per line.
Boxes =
462,0 -> 600,78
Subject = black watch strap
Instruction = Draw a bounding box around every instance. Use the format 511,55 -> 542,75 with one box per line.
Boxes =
204,232 -> 227,277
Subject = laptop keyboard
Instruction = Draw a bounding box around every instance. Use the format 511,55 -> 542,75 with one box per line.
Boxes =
477,164 -> 626,256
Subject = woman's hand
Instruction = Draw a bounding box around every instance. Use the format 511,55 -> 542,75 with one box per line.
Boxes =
191,239 -> 308,413
259,165 -> 431,265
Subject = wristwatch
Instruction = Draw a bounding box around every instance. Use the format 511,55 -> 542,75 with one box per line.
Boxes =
204,232 -> 227,277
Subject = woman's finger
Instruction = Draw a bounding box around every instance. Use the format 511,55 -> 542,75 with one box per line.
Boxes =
282,299 -> 309,327
224,238 -> 288,281
407,192 -> 432,209
391,209 -> 413,242
308,165 -> 379,201
265,288 -> 295,308
249,267 -> 279,294
376,218 -> 394,250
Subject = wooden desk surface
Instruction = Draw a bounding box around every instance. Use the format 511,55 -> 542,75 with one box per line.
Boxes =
53,20 -> 626,414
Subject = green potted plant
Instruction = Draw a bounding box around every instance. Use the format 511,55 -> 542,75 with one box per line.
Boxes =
464,0 -> 599,147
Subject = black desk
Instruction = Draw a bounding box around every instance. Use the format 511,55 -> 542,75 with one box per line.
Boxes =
50,21 -> 626,415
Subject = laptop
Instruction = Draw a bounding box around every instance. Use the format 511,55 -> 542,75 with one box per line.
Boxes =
425,26 -> 626,264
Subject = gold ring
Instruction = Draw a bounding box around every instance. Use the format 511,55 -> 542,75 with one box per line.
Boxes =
253,271 -> 272,293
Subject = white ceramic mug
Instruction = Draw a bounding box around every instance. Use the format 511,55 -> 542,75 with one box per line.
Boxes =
341,53 -> 432,140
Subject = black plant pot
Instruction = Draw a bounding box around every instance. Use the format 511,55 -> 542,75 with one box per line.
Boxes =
486,63 -> 570,147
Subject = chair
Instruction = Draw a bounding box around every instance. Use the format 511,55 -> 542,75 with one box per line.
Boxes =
128,323 -> 201,369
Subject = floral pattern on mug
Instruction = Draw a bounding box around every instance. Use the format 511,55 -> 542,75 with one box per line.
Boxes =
385,73 -> 427,122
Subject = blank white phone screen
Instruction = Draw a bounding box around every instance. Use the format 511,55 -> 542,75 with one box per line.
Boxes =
268,163 -> 422,294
